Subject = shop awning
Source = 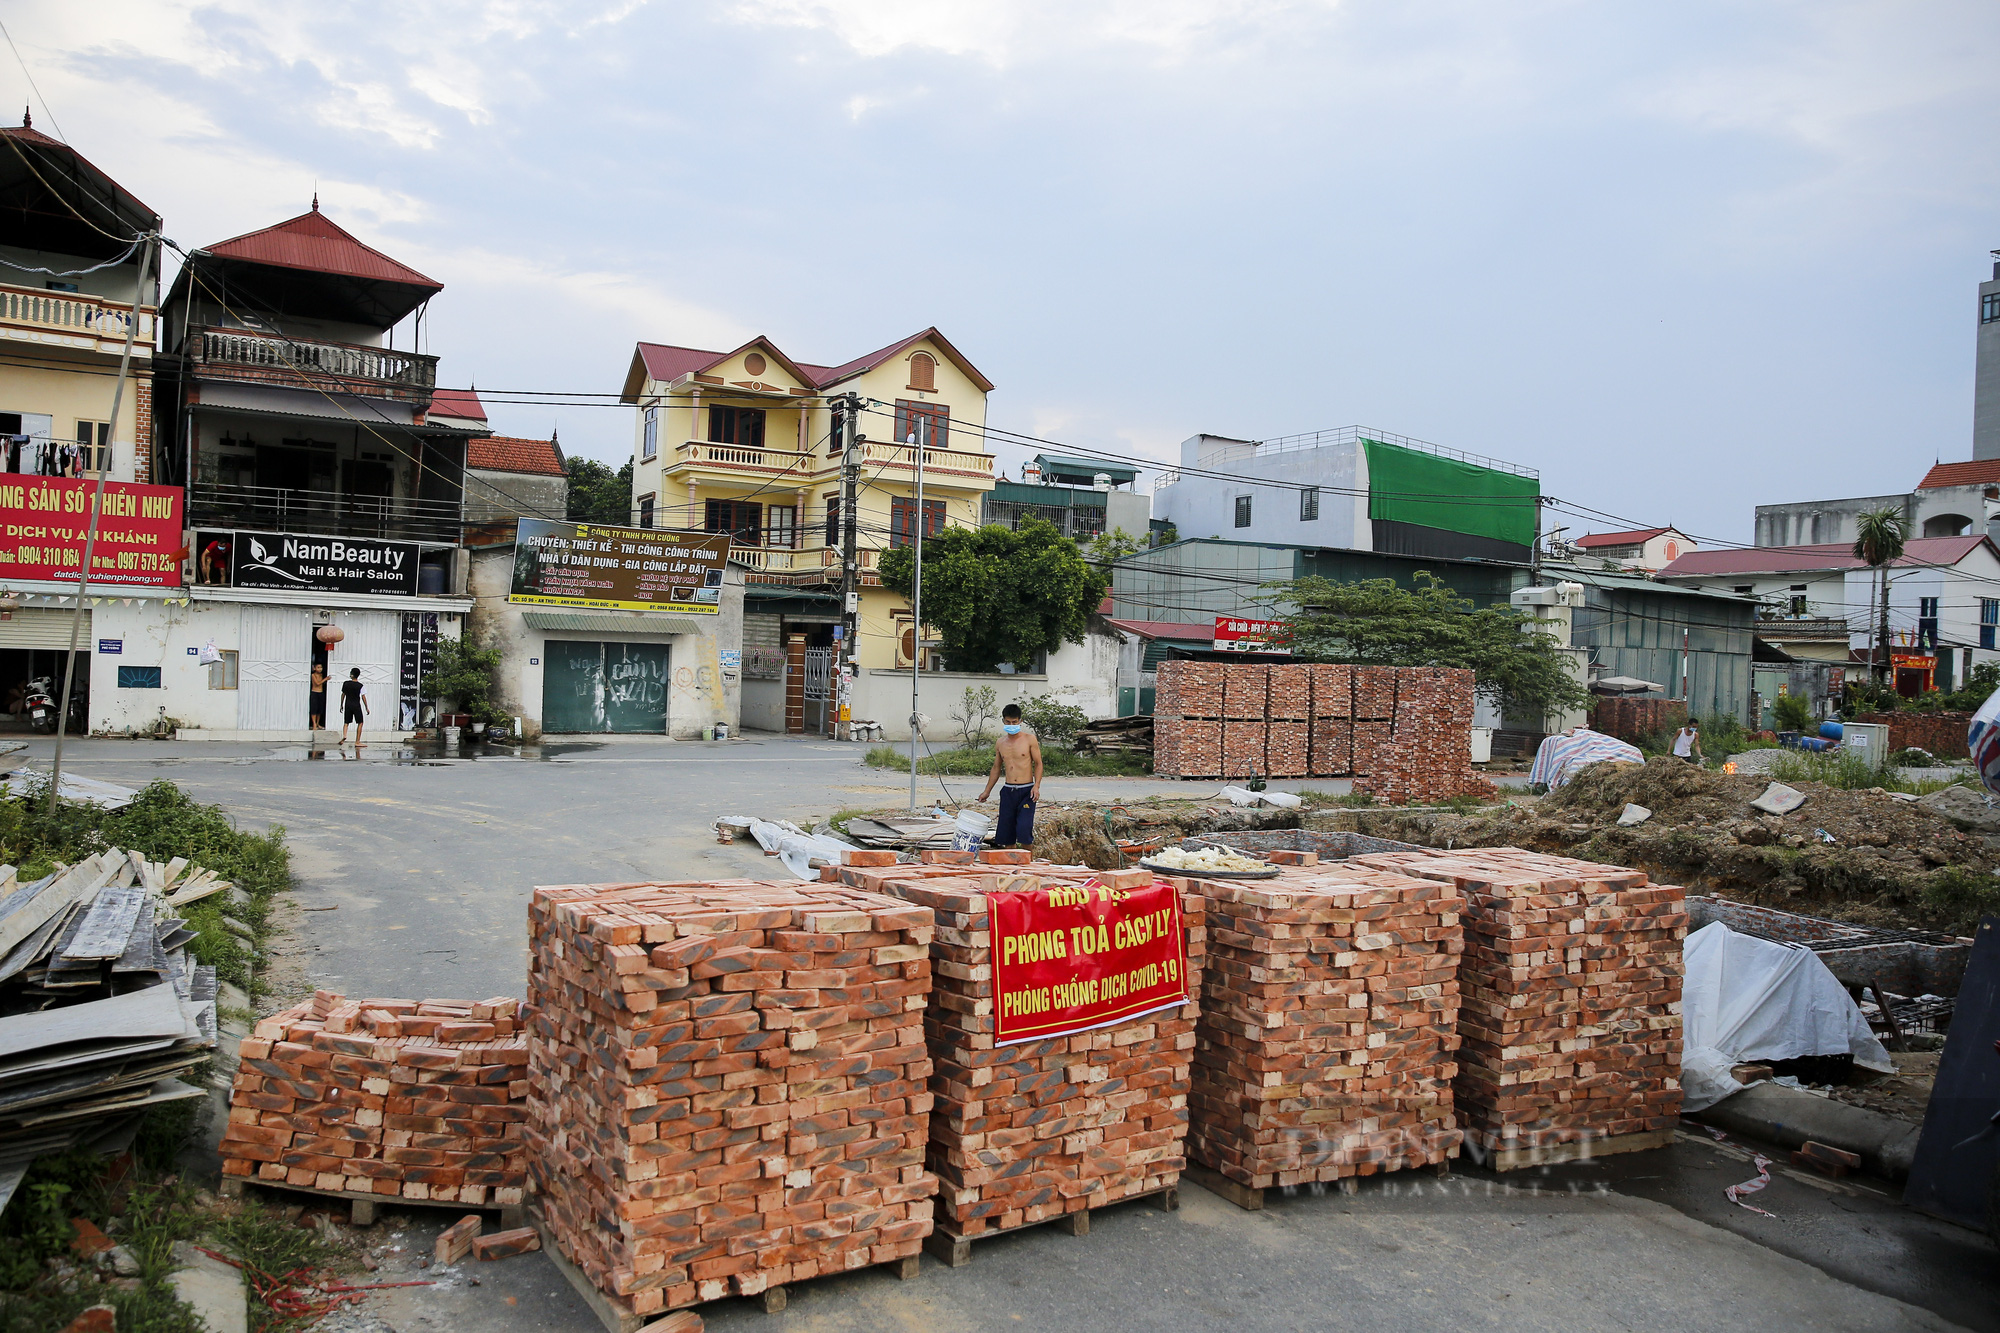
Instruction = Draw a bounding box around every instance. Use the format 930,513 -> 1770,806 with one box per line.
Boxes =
521,611 -> 706,636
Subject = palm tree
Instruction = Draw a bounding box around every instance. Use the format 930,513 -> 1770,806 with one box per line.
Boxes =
1852,507 -> 1909,684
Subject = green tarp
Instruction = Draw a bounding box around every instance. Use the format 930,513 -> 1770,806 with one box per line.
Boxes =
1361,438 -> 1539,547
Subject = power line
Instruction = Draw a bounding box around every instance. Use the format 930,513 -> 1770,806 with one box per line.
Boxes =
0,19 -> 66,147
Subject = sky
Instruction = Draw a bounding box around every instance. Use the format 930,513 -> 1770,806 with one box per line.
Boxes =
9,0 -> 1999,546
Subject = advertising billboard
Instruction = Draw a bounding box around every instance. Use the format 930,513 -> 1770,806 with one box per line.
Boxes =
509,520 -> 730,614
0,477 -> 183,587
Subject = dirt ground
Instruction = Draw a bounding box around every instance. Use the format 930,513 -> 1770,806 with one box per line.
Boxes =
1825,1051 -> 1944,1125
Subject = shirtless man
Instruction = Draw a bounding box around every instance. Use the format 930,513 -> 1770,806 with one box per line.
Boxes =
977,704 -> 1043,849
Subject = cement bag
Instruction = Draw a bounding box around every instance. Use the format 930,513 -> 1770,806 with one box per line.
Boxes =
1679,921 -> 1893,1111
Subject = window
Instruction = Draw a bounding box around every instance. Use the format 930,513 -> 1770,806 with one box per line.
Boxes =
893,399 -> 949,448
707,405 -> 766,449
1981,598 -> 1997,651
1788,595 -> 1809,617
117,665 -> 161,689
907,352 -> 937,392
825,496 -> 841,547
767,505 -> 797,550
1234,495 -> 1252,528
890,497 -> 946,547
642,407 -> 659,460
76,421 -> 110,473
1985,293 -> 2000,324
1733,585 -> 1754,595
1920,596 -> 1940,647
207,650 -> 239,690
1299,486 -> 1319,522
704,498 -> 763,545
637,494 -> 655,529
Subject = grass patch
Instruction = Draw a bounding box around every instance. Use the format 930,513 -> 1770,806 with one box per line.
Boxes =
1922,866 -> 2000,935
865,744 -> 1151,778
0,780 -> 291,995
1763,750 -> 1970,796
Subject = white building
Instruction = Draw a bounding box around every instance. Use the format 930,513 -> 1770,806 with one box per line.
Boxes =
1572,526 -> 1698,572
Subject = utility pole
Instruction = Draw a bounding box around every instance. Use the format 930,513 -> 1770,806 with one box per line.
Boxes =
837,393 -> 863,740
909,416 -> 925,811
1529,494 -> 1545,586
50,234 -> 156,812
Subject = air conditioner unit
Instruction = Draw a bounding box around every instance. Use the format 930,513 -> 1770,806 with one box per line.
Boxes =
1511,587 -> 1560,608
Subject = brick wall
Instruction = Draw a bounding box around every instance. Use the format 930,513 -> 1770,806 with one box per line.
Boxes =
1849,711 -> 1972,758
132,378 -> 152,484
1590,697 -> 1686,744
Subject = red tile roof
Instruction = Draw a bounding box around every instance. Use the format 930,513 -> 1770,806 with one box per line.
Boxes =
621,327 -> 995,400
1577,526 -> 1670,548
812,327 -> 996,393
428,387 -> 486,421
201,207 -> 442,291
468,435 -> 563,476
1658,535 -> 1994,578
1917,459 -> 2000,490
1105,617 -> 1215,642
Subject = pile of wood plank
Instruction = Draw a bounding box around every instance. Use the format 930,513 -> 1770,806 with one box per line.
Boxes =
1180,857 -> 1465,1192
524,880 -> 936,1320
832,856 -> 1204,1249
1348,847 -> 1686,1166
220,990 -> 529,1205
1153,662 -> 1491,800
0,850 -> 222,1195
1074,715 -> 1153,756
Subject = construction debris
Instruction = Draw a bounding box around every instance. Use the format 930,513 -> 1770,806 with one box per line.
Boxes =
0,849 -> 221,1207
221,991 -> 529,1205
524,880 -> 936,1320
1074,715 -> 1153,756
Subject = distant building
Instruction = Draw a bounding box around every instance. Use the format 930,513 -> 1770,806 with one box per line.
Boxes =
1755,459 -> 2000,551
1977,251 -> 2000,460
458,395 -> 565,524
1150,427 -> 1540,563
1572,526 -> 1696,572
982,474 -> 1150,544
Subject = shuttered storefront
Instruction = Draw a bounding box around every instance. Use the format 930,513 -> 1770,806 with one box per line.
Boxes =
0,607 -> 90,650
542,640 -> 671,734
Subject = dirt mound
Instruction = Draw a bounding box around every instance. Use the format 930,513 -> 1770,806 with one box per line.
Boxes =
1031,802 -> 1303,870
1543,757 -> 1772,824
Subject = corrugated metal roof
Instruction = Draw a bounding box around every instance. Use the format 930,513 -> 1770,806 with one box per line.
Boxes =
522,611 -> 705,635
1658,536 -> 1992,578
1105,617 -> 1215,642
1576,526 -> 1670,548
468,435 -> 563,476
201,207 -> 442,290
429,387 -> 487,421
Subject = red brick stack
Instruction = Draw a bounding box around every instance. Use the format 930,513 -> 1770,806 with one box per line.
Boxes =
1222,665 -> 1268,778
523,880 -> 936,1319
832,858 -> 1206,1242
1352,667 -> 1487,805
1154,662 -> 1224,779
221,991 -> 529,1205
1183,862 -> 1465,1190
1308,664 -> 1353,775
1265,664 -> 1311,778
1347,848 -> 1685,1163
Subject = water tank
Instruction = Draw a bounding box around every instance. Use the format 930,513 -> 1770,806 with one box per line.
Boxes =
417,563 -> 447,594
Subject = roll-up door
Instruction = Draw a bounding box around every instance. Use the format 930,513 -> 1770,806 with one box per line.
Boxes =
0,607 -> 90,650
328,610 -> 400,703
238,605 -> 312,730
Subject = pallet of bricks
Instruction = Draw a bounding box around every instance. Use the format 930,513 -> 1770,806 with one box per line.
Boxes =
524,878 -> 936,1328
1175,850 -> 1465,1208
1346,847 -> 1685,1169
833,850 -> 1205,1265
219,991 -> 530,1224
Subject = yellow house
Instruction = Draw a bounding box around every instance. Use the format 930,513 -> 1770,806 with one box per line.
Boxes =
617,328 -> 995,671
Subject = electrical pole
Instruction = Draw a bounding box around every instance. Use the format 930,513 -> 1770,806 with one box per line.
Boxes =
909,415 -> 925,811
50,234 -> 156,812
837,393 -> 863,740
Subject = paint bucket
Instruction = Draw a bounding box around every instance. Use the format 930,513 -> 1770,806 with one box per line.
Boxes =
715,723 -> 730,740
702,726 -> 715,741
952,809 -> 991,852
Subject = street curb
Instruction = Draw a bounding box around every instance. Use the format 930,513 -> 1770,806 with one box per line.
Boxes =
1691,1082 -> 1923,1182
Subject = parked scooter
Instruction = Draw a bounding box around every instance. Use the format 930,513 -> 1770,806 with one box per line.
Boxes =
23,676 -> 55,733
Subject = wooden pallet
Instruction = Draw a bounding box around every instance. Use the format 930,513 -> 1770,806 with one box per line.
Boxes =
531,1208 -> 919,1333
217,1176 -> 525,1230
1184,1161 -> 1450,1212
922,1183 -> 1179,1268
1478,1128 -> 1676,1173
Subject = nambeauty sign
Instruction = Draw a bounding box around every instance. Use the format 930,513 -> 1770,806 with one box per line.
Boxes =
989,877 -> 1189,1045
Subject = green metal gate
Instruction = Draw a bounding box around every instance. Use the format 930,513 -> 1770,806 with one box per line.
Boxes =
541,640 -> 671,733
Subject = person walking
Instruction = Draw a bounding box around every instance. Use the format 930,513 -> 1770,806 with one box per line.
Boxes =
339,668 -> 369,747
309,663 -> 328,732
976,704 -> 1043,850
1671,720 -> 1703,764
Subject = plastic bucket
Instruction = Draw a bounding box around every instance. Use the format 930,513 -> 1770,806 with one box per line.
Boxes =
952,809 -> 991,852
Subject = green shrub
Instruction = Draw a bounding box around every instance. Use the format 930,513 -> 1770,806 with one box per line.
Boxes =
1772,692 -> 1814,733
1017,695 -> 1089,748
1942,662 -> 2000,712
420,635 -> 508,726
865,743 -> 1148,778
1922,866 -> 2000,935
1763,749 -> 1966,796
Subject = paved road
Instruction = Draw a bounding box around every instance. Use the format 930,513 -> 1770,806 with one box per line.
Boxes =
22,733 -> 1992,1332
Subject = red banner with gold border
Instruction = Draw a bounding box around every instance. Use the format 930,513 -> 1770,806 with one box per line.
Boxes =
990,878 -> 1188,1045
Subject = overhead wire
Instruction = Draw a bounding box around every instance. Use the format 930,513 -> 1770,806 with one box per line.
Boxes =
0,18 -> 67,148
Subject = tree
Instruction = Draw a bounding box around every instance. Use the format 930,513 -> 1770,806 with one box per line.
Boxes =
1270,572 -> 1590,718
1083,527 -> 1144,565
565,456 -> 634,525
1851,507 -> 1908,684
421,635 -> 507,725
878,518 -> 1110,673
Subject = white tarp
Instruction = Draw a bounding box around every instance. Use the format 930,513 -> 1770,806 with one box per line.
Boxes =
1680,921 -> 1893,1111
743,818 -> 859,881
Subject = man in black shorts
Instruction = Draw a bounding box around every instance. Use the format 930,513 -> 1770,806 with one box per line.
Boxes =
976,704 -> 1043,850
339,668 -> 369,747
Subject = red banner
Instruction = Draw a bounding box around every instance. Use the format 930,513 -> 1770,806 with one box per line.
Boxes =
0,477 -> 183,586
990,877 -> 1189,1045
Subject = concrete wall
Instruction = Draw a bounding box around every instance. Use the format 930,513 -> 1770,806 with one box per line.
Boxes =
742,676 -> 786,732
847,624 -> 1122,742
1753,493 -> 1912,549
467,545 -> 744,740
463,468 -> 566,525
1151,434 -> 1365,551
1979,266 -> 2000,461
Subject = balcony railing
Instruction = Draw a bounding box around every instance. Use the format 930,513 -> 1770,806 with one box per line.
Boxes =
858,440 -> 993,480
726,542 -> 874,581
189,327 -> 437,402
0,282 -> 154,351
668,440 -> 818,476
190,481 -> 464,545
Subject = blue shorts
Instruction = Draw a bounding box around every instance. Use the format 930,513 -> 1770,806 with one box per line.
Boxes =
995,783 -> 1036,848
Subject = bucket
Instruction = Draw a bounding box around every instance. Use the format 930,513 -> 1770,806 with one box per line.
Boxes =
952,809 -> 991,852
702,726 -> 715,741
442,726 -> 461,745
715,723 -> 729,740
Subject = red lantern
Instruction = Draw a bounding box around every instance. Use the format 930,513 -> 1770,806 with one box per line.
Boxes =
316,624 -> 345,651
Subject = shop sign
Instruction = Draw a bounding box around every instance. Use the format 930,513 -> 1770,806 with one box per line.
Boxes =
206,531 -> 420,596
509,519 -> 729,615
97,639 -> 121,655
1212,616 -> 1290,654
990,877 -> 1189,1045
0,477 -> 183,587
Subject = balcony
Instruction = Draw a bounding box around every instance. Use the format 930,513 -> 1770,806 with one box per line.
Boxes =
0,282 -> 155,356
190,481 -> 464,545
1754,616 -> 1850,640
858,440 -> 994,482
666,440 -> 818,478
189,327 -> 437,403
726,542 -> 876,585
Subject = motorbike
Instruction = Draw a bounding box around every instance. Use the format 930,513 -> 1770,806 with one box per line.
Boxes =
23,676 -> 55,733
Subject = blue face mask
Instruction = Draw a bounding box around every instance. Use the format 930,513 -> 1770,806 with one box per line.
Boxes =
1002,724 -> 1022,735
